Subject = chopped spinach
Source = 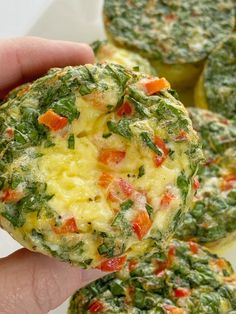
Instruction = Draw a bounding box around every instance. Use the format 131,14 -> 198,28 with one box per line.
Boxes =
127,96 -> 149,117
120,199 -> 134,211
140,132 -> 162,155
107,119 -> 132,139
69,239 -> 236,313
177,173 -> 189,202
51,95 -> 80,123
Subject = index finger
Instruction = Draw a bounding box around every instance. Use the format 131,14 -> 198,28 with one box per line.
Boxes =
0,249 -> 104,314
0,36 -> 94,98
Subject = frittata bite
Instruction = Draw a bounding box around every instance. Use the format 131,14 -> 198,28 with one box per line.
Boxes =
175,108 -> 236,246
103,0 -> 235,89
68,239 -> 236,313
0,64 -> 202,268
195,34 -> 236,118
92,40 -> 156,75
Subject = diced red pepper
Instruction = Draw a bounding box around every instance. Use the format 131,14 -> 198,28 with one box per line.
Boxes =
205,158 -> 217,166
201,222 -> 209,229
163,305 -> 185,314
193,177 -> 200,190
38,109 -> 68,131
142,77 -> 170,95
167,244 -> 176,267
154,136 -> 169,155
221,173 -> 236,191
107,178 -> 134,202
117,101 -> 133,117
1,189 -> 23,203
165,13 -> 176,22
98,173 -> 113,188
212,258 -> 228,269
160,191 -> 175,207
224,275 -> 236,284
174,287 -> 191,298
17,84 -> 31,97
118,179 -> 134,196
88,300 -> 104,313
219,118 -> 229,125
132,211 -> 152,240
99,255 -> 126,272
107,190 -> 119,202
155,261 -> 167,276
98,149 -> 126,166
168,245 -> 176,257
188,241 -> 198,254
5,127 -> 14,139
153,154 -> 166,167
127,285 -> 135,295
53,217 -> 78,234
217,259 -> 228,269
175,130 -> 188,141
128,259 -> 138,272
224,174 -> 236,181
152,136 -> 169,167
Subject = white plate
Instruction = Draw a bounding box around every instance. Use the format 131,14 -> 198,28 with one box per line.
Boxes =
0,1 -> 235,313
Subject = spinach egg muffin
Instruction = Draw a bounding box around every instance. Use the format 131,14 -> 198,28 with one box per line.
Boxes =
195,34 -> 236,119
175,108 -> 236,246
68,239 -> 236,313
0,63 -> 202,268
92,40 -> 156,75
103,0 -> 235,89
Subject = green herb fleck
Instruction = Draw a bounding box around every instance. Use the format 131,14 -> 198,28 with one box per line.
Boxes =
97,243 -> 109,255
145,203 -> 153,217
102,132 -> 112,139
106,104 -> 113,111
97,236 -> 117,257
140,132 -> 162,155
68,134 -> 75,149
120,199 -> 134,211
44,139 -> 55,148
112,199 -> 133,231
128,96 -> 149,117
177,173 -> 189,202
107,119 -> 132,139
109,279 -> 125,296
132,66 -> 140,72
138,165 -> 145,178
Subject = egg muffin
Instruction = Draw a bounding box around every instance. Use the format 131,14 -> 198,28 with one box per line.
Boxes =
68,239 -> 236,313
92,40 -> 156,75
194,34 -> 236,119
175,108 -> 236,246
103,0 -> 235,89
0,64 -> 202,268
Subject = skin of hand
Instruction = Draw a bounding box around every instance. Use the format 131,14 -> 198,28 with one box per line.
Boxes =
0,37 -> 105,314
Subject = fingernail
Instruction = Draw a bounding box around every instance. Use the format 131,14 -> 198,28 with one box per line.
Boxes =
76,43 -> 95,63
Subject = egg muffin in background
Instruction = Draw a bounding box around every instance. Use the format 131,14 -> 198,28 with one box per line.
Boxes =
103,0 -> 235,90
68,239 -> 236,314
0,63 -> 202,268
175,108 -> 236,247
195,34 -> 236,119
91,40 -> 156,76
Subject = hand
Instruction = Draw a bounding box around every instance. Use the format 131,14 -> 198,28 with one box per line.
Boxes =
0,37 -> 104,314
